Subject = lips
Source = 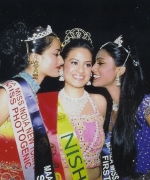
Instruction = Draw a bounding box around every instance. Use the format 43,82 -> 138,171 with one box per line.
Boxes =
56,66 -> 61,69
93,74 -> 100,79
73,74 -> 84,80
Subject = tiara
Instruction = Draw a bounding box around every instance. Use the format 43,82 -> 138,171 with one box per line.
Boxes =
100,35 -> 123,49
24,25 -> 52,42
61,28 -> 92,48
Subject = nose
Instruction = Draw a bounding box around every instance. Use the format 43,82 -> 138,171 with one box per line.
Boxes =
77,64 -> 84,73
58,55 -> 64,66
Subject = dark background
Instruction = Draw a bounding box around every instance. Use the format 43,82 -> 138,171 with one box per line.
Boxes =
0,0 -> 150,93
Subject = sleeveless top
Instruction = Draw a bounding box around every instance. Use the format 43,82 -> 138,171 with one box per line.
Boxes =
59,94 -> 105,168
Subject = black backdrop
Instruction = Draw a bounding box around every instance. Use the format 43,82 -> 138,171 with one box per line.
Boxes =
0,0 -> 150,93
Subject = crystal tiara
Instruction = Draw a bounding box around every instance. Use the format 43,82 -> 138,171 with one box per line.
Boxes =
61,28 -> 92,48
24,25 -> 52,42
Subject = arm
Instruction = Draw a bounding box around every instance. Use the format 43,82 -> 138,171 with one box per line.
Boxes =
0,88 -> 9,126
90,93 -> 107,119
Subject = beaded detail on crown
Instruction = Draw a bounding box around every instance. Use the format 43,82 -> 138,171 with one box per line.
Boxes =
24,25 -> 52,42
61,28 -> 92,48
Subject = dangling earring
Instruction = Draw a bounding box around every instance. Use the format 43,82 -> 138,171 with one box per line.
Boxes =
32,59 -> 39,80
59,69 -> 64,81
29,55 -> 39,80
116,74 -> 121,86
86,73 -> 92,85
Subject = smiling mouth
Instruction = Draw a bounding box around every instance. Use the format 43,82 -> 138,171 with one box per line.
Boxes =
93,74 -> 100,79
73,75 -> 84,80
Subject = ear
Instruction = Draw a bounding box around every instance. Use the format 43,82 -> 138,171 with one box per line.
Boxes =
116,66 -> 126,76
28,53 -> 39,61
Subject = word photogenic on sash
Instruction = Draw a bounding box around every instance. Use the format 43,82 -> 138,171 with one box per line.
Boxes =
3,80 -> 55,180
3,80 -> 35,179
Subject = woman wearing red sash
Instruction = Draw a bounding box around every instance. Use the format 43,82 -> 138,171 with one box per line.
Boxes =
0,21 -> 63,179
92,36 -> 150,179
38,28 -> 106,180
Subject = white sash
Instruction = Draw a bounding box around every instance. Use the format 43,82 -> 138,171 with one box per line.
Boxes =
2,80 -> 34,179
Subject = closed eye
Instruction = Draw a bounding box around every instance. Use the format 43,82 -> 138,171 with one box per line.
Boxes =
97,62 -> 104,66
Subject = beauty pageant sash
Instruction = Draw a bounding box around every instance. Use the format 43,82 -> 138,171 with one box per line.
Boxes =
101,131 -> 119,180
2,80 -> 34,179
3,79 -> 55,180
38,92 -> 66,180
57,100 -> 89,180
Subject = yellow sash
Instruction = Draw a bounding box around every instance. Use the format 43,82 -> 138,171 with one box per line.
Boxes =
57,100 -> 89,180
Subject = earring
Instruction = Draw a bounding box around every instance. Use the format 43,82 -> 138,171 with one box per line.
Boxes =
116,74 -> 121,86
32,60 -> 39,80
59,69 -> 64,81
86,73 -> 92,85
29,55 -> 39,80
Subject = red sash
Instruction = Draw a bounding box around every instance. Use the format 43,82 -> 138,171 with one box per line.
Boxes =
38,92 -> 66,180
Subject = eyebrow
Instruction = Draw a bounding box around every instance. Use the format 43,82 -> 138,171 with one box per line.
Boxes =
55,49 -> 61,51
96,57 -> 105,61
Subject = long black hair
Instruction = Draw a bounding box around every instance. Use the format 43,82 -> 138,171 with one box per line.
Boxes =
0,21 -> 57,80
101,42 -> 145,177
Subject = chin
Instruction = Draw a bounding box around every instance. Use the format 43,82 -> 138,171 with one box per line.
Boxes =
92,82 -> 99,87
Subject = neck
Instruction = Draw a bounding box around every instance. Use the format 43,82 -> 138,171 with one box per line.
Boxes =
63,84 -> 85,98
25,68 -> 44,86
106,85 -> 120,104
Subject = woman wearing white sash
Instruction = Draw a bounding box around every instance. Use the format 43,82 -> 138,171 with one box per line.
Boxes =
58,28 -> 107,180
0,21 -> 63,179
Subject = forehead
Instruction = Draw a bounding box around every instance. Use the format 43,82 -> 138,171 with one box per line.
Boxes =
96,49 -> 114,62
67,47 -> 92,61
50,38 -> 60,49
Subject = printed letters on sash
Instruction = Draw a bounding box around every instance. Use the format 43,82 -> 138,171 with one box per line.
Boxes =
57,101 -> 89,180
38,92 -> 66,180
101,131 -> 119,180
2,80 -> 34,179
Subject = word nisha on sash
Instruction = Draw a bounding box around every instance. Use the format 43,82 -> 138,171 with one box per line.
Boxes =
60,132 -> 87,180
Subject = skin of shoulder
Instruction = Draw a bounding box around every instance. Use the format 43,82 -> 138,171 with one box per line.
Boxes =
146,114 -> 150,125
0,88 -> 9,126
90,93 -> 107,119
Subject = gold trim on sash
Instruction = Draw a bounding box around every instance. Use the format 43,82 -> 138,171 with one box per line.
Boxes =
57,100 -> 89,180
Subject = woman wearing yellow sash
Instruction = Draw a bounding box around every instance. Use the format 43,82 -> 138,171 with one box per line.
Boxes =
0,21 -> 63,179
58,28 -> 107,180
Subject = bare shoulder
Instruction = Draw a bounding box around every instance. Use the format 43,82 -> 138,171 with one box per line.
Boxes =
90,93 -> 107,118
0,88 -> 9,125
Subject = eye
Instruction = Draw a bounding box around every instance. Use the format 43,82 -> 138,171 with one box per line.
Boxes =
71,61 -> 78,65
54,51 -> 60,57
54,53 -> 60,57
86,63 -> 92,67
97,62 -> 104,66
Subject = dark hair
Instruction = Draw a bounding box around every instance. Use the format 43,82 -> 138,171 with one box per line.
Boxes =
61,38 -> 94,60
101,42 -> 145,177
0,21 -> 57,80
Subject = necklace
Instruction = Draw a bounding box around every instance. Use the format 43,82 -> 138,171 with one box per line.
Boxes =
59,88 -> 89,115
14,71 -> 40,101
112,101 -> 119,111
